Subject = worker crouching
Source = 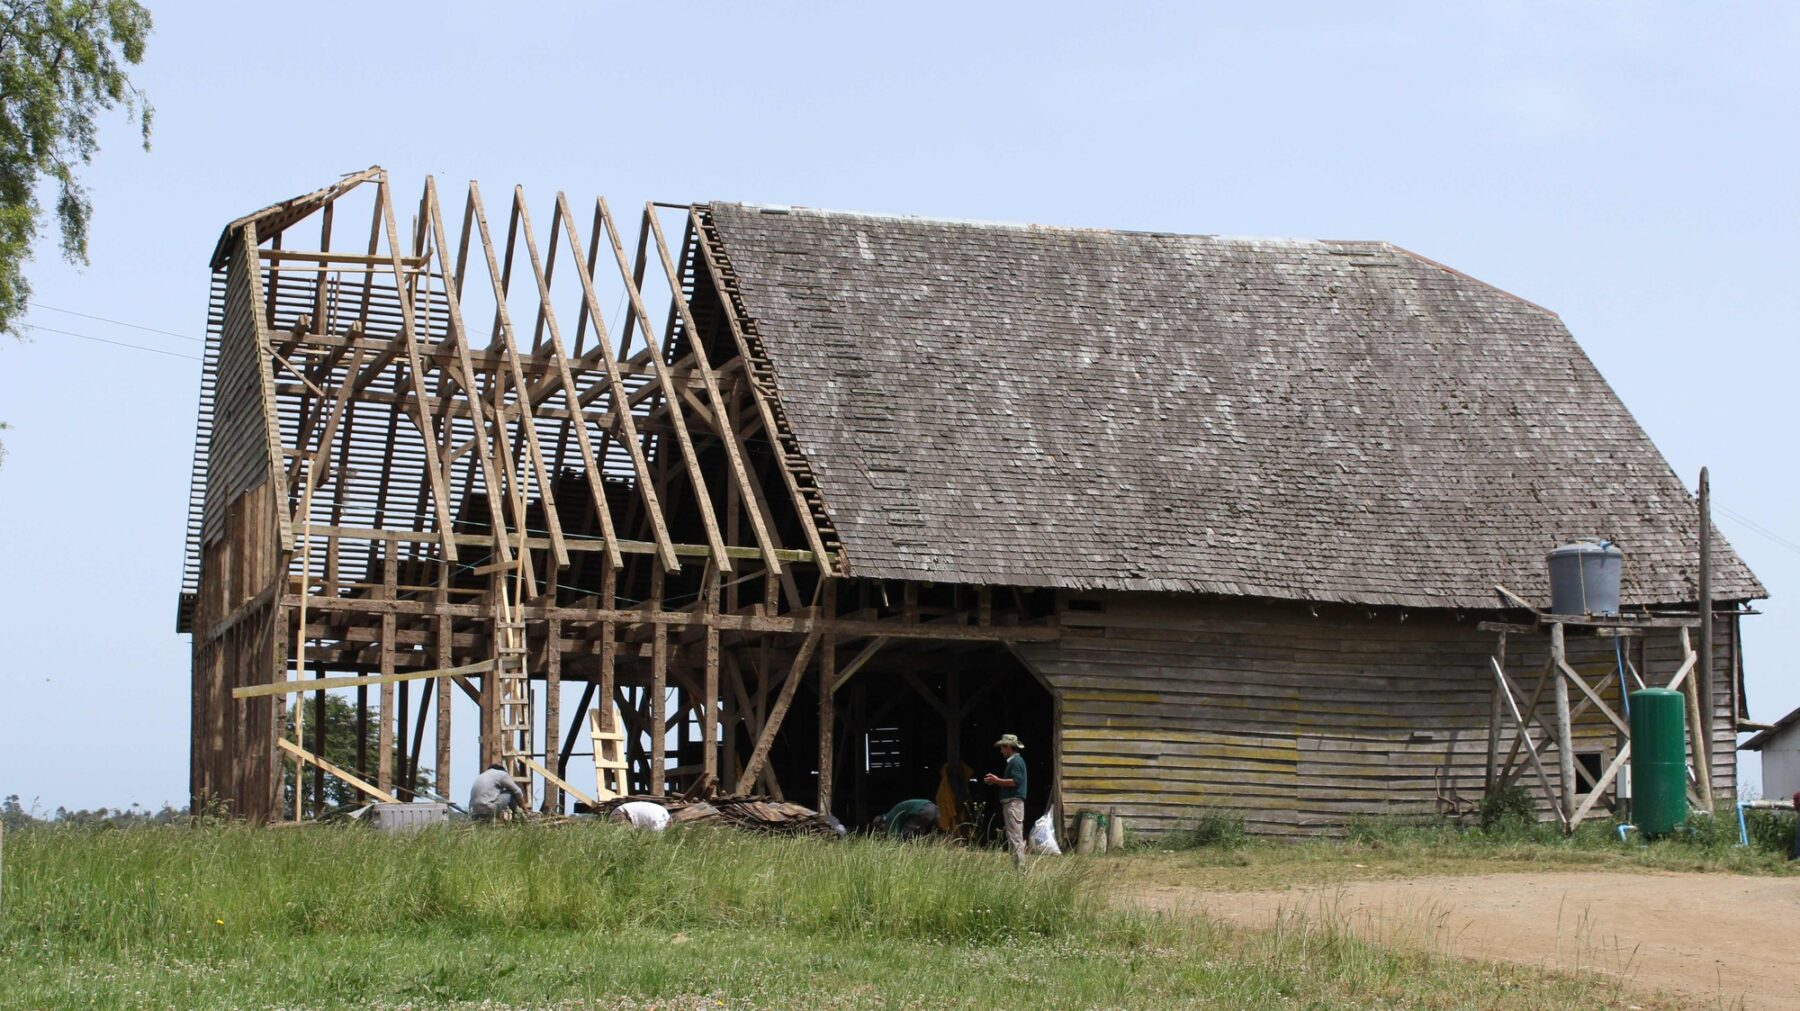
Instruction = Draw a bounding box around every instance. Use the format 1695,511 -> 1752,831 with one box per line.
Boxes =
878,798 -> 940,840
468,763 -> 525,822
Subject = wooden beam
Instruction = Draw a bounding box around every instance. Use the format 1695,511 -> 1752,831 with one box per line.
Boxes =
375,174 -> 458,563
818,617 -> 836,815
278,737 -> 398,805
232,659 -> 498,699
518,755 -> 596,810
829,637 -> 890,694
733,630 -> 821,795
1570,743 -> 1631,829
688,206 -> 832,571
1490,657 -> 1569,831
549,193 -> 680,572
596,198 -> 729,572
1555,658 -> 1631,738
1486,630 -> 1505,792
1549,624 -> 1577,827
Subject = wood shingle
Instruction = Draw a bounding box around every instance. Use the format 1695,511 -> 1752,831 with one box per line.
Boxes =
706,203 -> 1762,610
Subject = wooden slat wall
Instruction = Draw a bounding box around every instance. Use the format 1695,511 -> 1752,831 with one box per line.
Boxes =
189,234 -> 286,820
1018,593 -> 1736,837
199,238 -> 275,545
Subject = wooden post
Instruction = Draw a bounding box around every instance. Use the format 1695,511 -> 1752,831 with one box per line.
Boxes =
599,558 -> 616,736
1697,466 -> 1714,801
355,684 -> 369,792
378,541 -> 396,795
818,590 -> 837,815
650,566 -> 666,797
1486,630 -> 1506,792
396,680 -> 410,795
306,670 -> 324,817
1681,627 -> 1714,811
434,564 -> 452,798
704,566 -> 721,782
1549,623 -> 1577,827
543,617 -> 562,812
736,631 -> 822,794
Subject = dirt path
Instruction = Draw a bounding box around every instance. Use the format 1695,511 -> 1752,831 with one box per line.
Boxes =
1128,871 -> 1800,1009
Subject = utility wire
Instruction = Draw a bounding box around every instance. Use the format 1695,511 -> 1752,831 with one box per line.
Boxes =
19,322 -> 202,361
29,302 -> 204,342
1715,503 -> 1800,558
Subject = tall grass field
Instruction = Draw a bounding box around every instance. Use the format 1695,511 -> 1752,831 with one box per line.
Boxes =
2,820 -> 1660,1009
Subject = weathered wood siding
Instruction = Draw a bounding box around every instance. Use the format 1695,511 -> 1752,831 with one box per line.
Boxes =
190,232 -> 287,820
189,479 -> 284,820
199,229 -> 285,546
1016,593 -> 1737,837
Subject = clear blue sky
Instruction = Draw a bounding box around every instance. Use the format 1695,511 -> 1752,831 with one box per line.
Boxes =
1,2 -> 1795,810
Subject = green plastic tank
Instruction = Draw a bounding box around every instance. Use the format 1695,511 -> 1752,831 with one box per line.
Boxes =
1630,688 -> 1688,836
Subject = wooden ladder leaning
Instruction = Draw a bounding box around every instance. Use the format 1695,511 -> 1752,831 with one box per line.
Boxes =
494,611 -> 533,808
589,709 -> 626,802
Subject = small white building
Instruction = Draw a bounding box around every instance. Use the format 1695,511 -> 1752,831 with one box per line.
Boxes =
1742,708 -> 1800,800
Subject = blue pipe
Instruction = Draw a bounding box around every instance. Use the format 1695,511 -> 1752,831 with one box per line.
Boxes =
1738,802 -> 1750,847
1618,823 -> 1637,843
1615,636 -> 1630,719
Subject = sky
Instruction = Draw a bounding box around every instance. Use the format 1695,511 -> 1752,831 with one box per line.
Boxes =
1,2 -> 1796,811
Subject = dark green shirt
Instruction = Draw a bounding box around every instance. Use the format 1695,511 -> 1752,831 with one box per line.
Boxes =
998,753 -> 1027,802
882,798 -> 934,837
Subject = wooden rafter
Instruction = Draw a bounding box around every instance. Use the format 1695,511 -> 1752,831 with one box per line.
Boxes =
645,205 -> 780,573
595,197 -> 730,573
544,192 -> 680,571
688,207 -> 833,571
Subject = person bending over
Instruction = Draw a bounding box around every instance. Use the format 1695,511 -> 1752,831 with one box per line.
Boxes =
469,763 -> 525,822
878,798 -> 940,840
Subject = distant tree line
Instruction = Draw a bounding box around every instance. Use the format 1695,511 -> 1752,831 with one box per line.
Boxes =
2,793 -> 186,829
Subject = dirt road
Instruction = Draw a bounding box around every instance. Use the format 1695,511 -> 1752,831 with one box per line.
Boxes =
1129,871 -> 1800,1009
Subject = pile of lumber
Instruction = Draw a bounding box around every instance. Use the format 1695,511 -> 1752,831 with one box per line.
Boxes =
594,795 -> 842,838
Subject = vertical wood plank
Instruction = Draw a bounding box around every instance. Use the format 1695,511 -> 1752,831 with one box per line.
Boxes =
378,540 -> 396,794
1549,623 -> 1576,827
650,566 -> 667,796
704,566 -> 721,782
543,617 -> 562,812
435,561 -> 452,798
818,589 -> 837,814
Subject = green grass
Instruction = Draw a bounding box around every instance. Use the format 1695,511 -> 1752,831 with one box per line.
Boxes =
1,821 -> 1673,1009
1119,807 -> 1800,892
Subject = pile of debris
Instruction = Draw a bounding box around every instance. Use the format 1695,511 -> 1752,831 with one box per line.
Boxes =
592,794 -> 843,838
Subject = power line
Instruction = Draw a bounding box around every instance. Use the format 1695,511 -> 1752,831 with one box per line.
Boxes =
19,322 -> 202,361
1715,503 -> 1800,558
29,302 -> 204,342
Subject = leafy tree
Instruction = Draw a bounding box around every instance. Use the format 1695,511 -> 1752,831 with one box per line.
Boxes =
282,694 -> 434,814
4,792 -> 189,828
0,0 -> 153,338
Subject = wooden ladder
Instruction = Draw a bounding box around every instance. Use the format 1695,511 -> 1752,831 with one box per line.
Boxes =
494,614 -> 533,807
588,708 -> 626,802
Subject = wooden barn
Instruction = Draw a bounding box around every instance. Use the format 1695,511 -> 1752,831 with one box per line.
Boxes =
180,167 -> 1764,836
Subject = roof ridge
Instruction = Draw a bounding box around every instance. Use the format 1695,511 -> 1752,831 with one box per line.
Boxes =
713,201 -> 1382,250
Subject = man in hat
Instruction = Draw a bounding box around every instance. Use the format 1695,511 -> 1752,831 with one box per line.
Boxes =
983,734 -> 1028,868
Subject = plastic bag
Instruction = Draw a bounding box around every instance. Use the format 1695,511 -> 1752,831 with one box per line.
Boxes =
1029,804 -> 1062,855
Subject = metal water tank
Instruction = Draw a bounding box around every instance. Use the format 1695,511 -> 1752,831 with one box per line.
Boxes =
1629,688 -> 1687,836
1546,539 -> 1622,616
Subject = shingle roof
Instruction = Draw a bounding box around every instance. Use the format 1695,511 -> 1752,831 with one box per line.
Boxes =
705,203 -> 1763,609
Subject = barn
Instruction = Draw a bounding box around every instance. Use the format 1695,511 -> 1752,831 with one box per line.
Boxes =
180,167 -> 1763,836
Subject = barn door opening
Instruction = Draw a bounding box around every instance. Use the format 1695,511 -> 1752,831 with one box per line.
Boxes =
828,643 -> 1054,842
